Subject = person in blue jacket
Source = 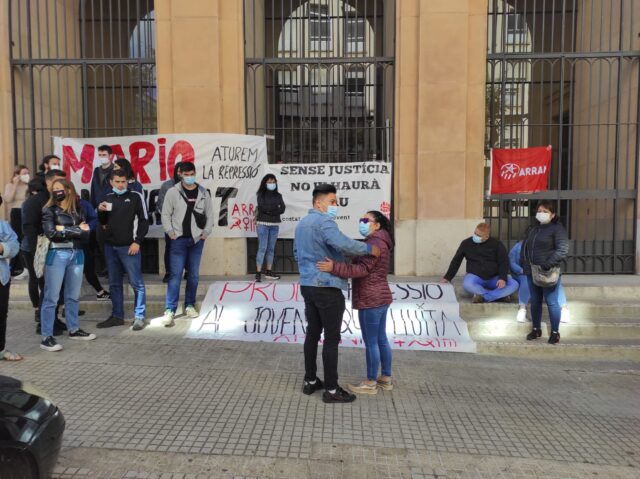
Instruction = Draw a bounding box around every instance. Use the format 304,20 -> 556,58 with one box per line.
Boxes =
509,240 -> 570,323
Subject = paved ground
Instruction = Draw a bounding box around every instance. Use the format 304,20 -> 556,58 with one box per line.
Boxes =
3,303 -> 640,479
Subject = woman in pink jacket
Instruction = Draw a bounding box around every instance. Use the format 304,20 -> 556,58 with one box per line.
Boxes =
317,210 -> 394,395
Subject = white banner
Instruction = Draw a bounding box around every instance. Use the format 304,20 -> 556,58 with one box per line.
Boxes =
186,282 -> 476,353
52,134 -> 392,239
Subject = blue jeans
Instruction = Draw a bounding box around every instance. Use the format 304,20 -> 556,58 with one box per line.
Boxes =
527,275 -> 562,332
256,224 -> 279,269
358,305 -> 393,381
463,273 -> 519,302
516,274 -> 567,307
41,249 -> 84,337
166,237 -> 205,312
104,244 -> 146,320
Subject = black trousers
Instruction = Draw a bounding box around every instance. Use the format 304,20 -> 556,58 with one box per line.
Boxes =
0,281 -> 10,351
301,286 -> 345,391
83,231 -> 103,292
21,250 -> 44,308
164,234 -> 172,275
9,209 -> 24,275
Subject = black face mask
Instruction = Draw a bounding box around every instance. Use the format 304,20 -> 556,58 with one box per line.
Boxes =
53,190 -> 66,202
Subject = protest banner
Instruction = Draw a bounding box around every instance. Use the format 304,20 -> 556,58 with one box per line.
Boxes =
53,134 -> 392,239
185,281 -> 476,353
490,146 -> 552,195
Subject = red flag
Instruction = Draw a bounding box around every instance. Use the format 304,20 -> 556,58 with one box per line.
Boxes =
490,146 -> 552,194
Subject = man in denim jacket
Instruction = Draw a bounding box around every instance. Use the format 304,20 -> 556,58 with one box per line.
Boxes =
294,183 -> 380,404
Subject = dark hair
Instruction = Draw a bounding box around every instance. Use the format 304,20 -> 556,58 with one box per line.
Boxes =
98,145 -> 112,155
28,177 -> 46,194
178,162 -> 196,174
257,174 -> 277,195
114,158 -> 134,180
172,161 -> 184,183
312,183 -> 336,204
45,169 -> 66,181
13,164 -> 28,176
110,169 -> 128,181
367,210 -> 395,248
39,154 -> 60,172
536,200 -> 560,223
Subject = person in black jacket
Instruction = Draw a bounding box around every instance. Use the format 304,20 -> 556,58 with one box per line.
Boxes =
21,170 -> 66,331
96,170 -> 149,331
520,201 -> 569,344
40,179 -> 96,352
440,222 -> 518,303
255,174 -> 286,282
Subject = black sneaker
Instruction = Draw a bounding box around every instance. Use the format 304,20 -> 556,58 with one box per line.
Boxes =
255,272 -> 262,283
69,329 -> 96,340
548,331 -> 561,344
96,316 -> 124,328
526,328 -> 542,340
162,273 -> 170,283
322,386 -> 357,404
472,294 -> 485,304
96,290 -> 111,301
264,270 -> 281,280
40,336 -> 63,352
302,378 -> 324,395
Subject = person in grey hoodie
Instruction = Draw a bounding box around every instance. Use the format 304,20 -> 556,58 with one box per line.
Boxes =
161,162 -> 214,326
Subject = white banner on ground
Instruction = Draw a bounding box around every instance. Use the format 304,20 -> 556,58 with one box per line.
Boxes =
185,282 -> 476,353
53,134 -> 392,239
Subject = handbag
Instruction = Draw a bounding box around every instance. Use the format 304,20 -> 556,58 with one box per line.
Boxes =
178,190 -> 207,229
530,264 -> 560,287
34,234 -> 50,279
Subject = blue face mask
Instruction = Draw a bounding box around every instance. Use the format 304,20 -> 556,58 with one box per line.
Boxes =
359,222 -> 370,237
326,205 -> 338,219
266,183 -> 277,191
472,234 -> 483,244
183,176 -> 196,186
112,187 -> 127,195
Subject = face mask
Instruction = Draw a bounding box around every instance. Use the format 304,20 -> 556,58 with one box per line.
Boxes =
536,212 -> 552,224
49,165 -> 60,170
326,205 -> 338,219
100,157 -> 110,166
112,186 -> 127,195
359,222 -> 370,237
53,190 -> 66,202
266,183 -> 277,191
20,174 -> 30,183
472,234 -> 483,244
183,176 -> 196,186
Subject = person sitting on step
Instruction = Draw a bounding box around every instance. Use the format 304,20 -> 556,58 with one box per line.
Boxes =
440,222 -> 518,303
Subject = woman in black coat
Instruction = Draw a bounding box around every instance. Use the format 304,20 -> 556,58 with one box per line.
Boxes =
520,200 -> 569,344
255,174 -> 285,282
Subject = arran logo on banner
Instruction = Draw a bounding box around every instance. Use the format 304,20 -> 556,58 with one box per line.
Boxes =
491,146 -> 552,195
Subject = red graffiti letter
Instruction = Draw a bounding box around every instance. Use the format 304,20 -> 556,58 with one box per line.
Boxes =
167,140 -> 195,176
62,144 -> 94,183
129,141 -> 155,184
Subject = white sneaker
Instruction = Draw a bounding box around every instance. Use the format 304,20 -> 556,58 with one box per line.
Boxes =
12,270 -> 29,281
184,306 -> 199,318
561,307 -> 571,323
516,307 -> 527,323
162,310 -> 175,327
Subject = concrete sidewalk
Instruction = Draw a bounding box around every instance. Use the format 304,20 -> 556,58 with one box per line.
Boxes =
3,300 -> 640,479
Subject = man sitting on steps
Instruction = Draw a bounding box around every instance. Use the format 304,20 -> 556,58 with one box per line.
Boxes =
440,222 -> 518,303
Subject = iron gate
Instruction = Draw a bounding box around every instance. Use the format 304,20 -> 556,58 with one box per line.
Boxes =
485,0 -> 639,273
9,0 -> 159,272
243,0 -> 395,273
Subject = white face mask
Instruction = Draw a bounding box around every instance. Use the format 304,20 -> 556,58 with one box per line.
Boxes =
20,174 -> 30,183
99,157 -> 110,166
536,212 -> 552,224
49,164 -> 60,170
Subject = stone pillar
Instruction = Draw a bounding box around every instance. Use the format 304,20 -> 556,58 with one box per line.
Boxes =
394,0 -> 488,275
155,0 -> 247,275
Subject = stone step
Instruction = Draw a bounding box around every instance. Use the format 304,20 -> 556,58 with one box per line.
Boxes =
475,337 -> 640,361
458,301 -> 640,320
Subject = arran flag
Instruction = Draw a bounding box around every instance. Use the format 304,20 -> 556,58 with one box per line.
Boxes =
490,146 -> 552,195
